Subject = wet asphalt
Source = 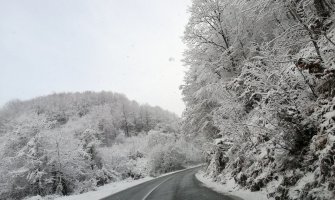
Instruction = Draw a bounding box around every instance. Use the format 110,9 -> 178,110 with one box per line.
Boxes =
101,166 -> 240,200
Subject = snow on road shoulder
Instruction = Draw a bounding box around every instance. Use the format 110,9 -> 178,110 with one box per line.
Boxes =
25,165 -> 204,200
53,177 -> 153,200
158,164 -> 204,177
54,165 -> 202,200
24,177 -> 152,200
195,171 -> 268,200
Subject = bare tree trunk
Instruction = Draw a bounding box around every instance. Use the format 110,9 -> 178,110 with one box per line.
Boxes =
145,110 -> 150,133
56,140 -> 63,195
122,104 -> 129,137
288,7 -> 323,61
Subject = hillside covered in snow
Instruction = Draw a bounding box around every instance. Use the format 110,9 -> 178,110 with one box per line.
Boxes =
1,0 -> 335,200
0,92 -> 202,200
181,0 -> 335,199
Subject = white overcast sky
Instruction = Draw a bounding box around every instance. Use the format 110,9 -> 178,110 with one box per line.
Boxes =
0,0 -> 191,115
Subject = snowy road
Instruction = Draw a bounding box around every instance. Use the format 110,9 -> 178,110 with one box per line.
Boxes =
101,166 -> 237,200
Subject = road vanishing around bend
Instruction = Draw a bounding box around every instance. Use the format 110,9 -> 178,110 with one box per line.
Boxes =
101,166 -> 242,200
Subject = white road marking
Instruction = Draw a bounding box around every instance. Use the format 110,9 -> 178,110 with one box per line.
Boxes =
142,176 -> 174,200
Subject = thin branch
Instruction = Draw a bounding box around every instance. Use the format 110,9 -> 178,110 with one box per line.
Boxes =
267,24 -> 301,45
323,33 -> 335,47
192,31 -> 227,51
296,67 -> 318,98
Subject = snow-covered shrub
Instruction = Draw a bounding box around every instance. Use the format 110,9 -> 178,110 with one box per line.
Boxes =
100,131 -> 202,179
149,144 -> 186,176
99,133 -> 150,179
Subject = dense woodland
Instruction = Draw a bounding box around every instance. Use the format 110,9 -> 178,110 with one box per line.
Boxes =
2,0 -> 335,200
181,0 -> 335,199
0,92 -> 202,200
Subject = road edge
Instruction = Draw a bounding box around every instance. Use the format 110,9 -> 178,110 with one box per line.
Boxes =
195,171 -> 269,200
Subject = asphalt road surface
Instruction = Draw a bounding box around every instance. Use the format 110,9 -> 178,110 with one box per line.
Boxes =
101,166 -> 241,200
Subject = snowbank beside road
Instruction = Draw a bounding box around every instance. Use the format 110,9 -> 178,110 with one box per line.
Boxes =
56,165 -> 203,200
25,165 -> 203,200
55,177 -> 153,200
24,177 -> 153,200
195,171 -> 268,200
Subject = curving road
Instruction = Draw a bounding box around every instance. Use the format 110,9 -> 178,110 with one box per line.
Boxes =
101,166 -> 241,200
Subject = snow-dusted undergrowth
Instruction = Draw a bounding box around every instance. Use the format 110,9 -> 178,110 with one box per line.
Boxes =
195,171 -> 267,200
24,177 -> 152,200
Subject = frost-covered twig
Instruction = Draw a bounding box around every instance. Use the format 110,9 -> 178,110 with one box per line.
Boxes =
323,33 -> 335,47
296,67 -> 318,98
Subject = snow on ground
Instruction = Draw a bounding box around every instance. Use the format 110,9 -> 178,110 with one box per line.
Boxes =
55,165 -> 202,200
195,171 -> 268,200
54,177 -> 153,200
24,177 -> 153,200
288,172 -> 314,199
25,165 -> 204,200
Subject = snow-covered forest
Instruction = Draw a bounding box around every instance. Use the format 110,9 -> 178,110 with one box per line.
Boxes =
0,92 -> 202,199
181,0 -> 335,199
1,0 -> 335,200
